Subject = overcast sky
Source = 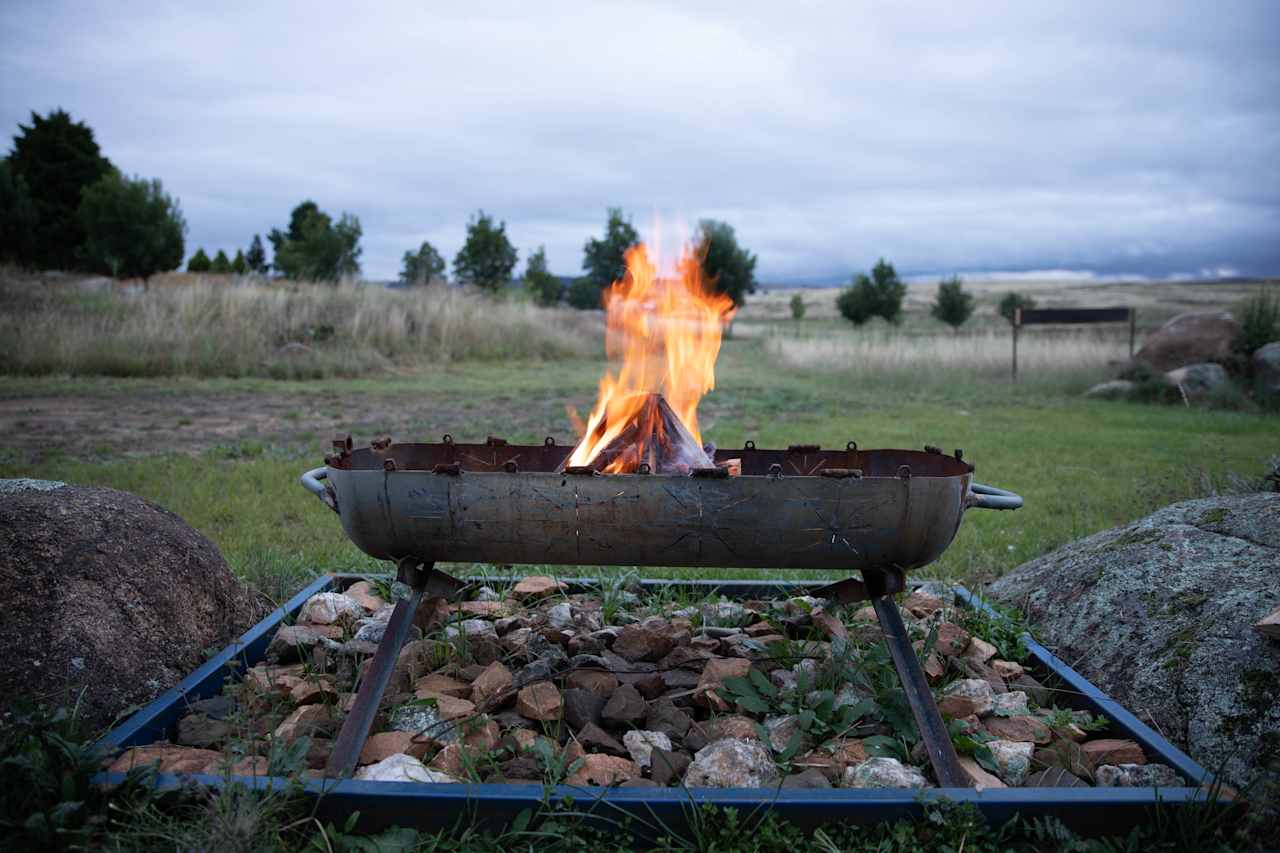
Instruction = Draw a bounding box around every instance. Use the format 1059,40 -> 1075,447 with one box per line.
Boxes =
3,1 -> 1277,282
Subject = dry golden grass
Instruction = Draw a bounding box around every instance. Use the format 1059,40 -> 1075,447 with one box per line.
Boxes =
0,270 -> 601,378
764,326 -> 1129,377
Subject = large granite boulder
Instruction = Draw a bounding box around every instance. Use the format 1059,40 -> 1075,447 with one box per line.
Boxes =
989,492 -> 1279,788
1132,311 -> 1239,373
0,479 -> 266,732
1255,342 -> 1280,399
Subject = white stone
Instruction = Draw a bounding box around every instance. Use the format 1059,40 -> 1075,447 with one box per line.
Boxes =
987,739 -> 1034,786
298,592 -> 364,626
942,678 -> 996,716
992,691 -> 1029,717
1094,763 -> 1182,788
475,586 -> 501,602
445,619 -> 498,640
844,757 -> 928,789
388,704 -> 455,744
355,753 -> 459,783
702,601 -> 748,626
622,729 -> 673,770
684,738 -> 780,788
546,602 -> 575,629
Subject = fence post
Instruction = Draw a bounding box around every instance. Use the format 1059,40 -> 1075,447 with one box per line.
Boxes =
1012,308 -> 1020,381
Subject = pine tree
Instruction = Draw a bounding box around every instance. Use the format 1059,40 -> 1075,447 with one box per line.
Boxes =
245,234 -> 267,273
231,249 -> 247,274
187,248 -> 212,272
7,109 -> 113,269
211,249 -> 232,274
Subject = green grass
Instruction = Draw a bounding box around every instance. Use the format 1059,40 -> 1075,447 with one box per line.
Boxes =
3,335 -> 1274,600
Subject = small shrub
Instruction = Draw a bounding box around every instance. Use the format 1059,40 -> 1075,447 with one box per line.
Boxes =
789,292 -> 805,320
1235,288 -> 1280,357
401,240 -> 446,285
566,276 -> 602,310
524,246 -> 562,306
931,275 -> 974,330
838,259 -> 906,326
998,291 -> 1037,324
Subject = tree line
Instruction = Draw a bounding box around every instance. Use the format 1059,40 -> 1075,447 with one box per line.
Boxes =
0,110 -> 759,307
1,108 -> 1032,322
833,258 -> 1036,331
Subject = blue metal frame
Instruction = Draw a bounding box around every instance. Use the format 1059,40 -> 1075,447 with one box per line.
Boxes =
94,574 -> 1219,837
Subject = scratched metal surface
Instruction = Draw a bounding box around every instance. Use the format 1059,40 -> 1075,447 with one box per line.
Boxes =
326,444 -> 973,570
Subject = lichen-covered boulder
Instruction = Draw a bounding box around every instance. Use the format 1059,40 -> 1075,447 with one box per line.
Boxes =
0,480 -> 266,731
990,492 -> 1280,788
1132,311 -> 1239,372
1164,362 -> 1230,395
1255,342 -> 1280,399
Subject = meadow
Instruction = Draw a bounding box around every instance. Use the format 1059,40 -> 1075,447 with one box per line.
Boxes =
2,269 -> 1275,606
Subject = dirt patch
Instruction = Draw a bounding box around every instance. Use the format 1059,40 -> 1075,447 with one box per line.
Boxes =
0,388 -> 598,463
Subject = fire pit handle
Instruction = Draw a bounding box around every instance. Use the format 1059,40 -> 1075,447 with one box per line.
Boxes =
969,482 -> 1023,511
300,467 -> 339,513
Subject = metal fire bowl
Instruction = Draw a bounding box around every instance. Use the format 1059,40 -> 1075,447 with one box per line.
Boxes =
301,439 -> 1021,572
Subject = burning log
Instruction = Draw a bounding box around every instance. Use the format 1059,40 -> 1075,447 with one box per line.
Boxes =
565,393 -> 712,474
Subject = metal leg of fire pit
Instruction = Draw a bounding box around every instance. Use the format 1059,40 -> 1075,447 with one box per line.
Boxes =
870,592 -> 972,788
327,559 -> 462,778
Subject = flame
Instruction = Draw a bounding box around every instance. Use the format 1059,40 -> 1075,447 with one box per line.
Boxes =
567,239 -> 736,472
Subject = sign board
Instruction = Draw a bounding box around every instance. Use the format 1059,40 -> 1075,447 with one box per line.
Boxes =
1011,306 -> 1136,379
1018,307 -> 1132,325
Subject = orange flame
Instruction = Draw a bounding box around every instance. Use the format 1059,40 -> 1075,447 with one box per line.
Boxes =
567,240 -> 736,472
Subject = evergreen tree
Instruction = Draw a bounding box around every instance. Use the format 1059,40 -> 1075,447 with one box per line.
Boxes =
696,219 -> 757,306
77,170 -> 185,280
931,275 -> 975,331
837,259 -> 907,326
245,234 -> 267,273
524,246 -> 561,306
187,248 -> 212,272
0,159 -> 38,265
453,210 -> 517,292
400,240 -> 446,284
269,201 -> 362,281
579,208 -> 638,308
211,250 -> 232,274
7,109 -> 113,269
231,249 -> 247,274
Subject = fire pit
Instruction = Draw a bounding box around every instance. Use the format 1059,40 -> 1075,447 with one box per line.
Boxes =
301,436 -> 1022,784
300,237 -> 1026,785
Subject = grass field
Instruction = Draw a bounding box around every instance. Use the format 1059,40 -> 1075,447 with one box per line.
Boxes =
2,273 -> 1276,605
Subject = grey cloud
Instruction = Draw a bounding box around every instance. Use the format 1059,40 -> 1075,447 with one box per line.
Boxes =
1,0 -> 1276,281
